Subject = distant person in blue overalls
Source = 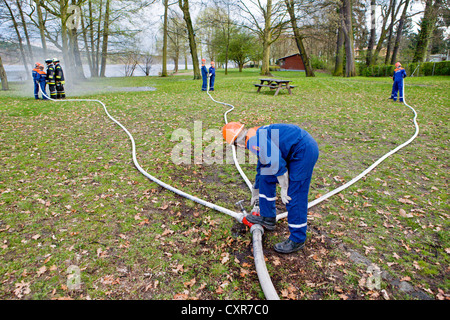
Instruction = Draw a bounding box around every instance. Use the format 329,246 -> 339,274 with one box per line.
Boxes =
201,58 -> 208,91
389,62 -> 407,102
208,61 -> 215,91
32,62 -> 48,100
222,122 -> 319,254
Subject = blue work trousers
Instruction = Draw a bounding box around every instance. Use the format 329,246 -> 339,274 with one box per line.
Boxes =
391,80 -> 404,102
258,139 -> 319,243
34,81 -> 48,99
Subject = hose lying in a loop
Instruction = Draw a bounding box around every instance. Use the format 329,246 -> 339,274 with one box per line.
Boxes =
37,82 -> 244,222
276,80 -> 419,220
205,76 -> 419,300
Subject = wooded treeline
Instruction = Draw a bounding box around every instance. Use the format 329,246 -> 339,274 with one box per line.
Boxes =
0,0 -> 448,86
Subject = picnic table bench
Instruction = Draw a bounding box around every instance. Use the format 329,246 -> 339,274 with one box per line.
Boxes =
254,78 -> 295,96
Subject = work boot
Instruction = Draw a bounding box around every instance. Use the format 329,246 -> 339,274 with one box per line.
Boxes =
274,239 -> 305,254
245,215 -> 276,230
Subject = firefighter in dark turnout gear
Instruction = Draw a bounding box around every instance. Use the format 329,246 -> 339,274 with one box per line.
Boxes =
45,59 -> 57,99
53,58 -> 65,99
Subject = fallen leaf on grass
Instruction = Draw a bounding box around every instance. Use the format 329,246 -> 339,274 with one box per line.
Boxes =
220,252 -> 230,264
162,228 -> 174,236
240,268 -> 249,278
398,198 -> 415,205
174,293 -> 188,300
272,257 -> 281,266
399,209 -> 413,218
184,278 -> 196,288
0,225 -> 10,232
172,264 -> 184,274
14,281 -> 31,298
36,265 -> 47,277
100,275 -> 120,285
97,248 -> 108,258
400,276 -> 411,282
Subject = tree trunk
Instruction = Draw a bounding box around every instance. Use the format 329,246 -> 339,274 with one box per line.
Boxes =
68,1 -> 85,79
95,0 -> 103,77
391,0 -> 410,64
341,0 -> 356,77
224,9 -> 230,75
259,0 -> 273,76
60,0 -> 71,72
0,55 -> 9,90
35,0 -> 48,58
162,0 -> 169,77
179,0 -> 201,80
100,0 -> 110,77
366,0 -> 376,66
81,5 -> 94,77
284,0 -> 315,77
333,27 -> 344,76
16,0 -> 34,64
371,1 -> 393,65
413,0 -> 442,63
384,0 -> 396,64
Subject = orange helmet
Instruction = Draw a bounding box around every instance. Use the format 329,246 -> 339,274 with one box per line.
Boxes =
395,62 -> 401,68
222,122 -> 244,144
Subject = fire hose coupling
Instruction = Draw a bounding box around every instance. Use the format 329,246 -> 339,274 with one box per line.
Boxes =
250,223 -> 264,235
236,200 -> 262,227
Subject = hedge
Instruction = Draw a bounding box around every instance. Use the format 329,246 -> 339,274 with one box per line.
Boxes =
358,60 -> 450,77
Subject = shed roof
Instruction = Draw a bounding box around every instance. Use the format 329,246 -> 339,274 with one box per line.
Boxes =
277,53 -> 301,61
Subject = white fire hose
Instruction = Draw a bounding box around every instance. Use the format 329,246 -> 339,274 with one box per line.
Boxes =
38,74 -> 418,301
206,76 -> 419,300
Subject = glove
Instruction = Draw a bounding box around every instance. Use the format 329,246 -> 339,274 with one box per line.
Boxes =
251,187 -> 259,206
277,172 -> 291,204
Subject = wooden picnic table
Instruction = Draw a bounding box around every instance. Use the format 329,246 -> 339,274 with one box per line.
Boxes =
254,78 -> 295,96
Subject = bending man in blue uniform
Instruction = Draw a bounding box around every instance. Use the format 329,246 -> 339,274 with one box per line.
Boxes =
389,62 -> 407,102
201,59 -> 208,91
222,122 -> 319,253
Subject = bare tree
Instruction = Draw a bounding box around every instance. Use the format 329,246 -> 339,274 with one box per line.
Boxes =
366,0 -> 376,66
138,52 -> 154,76
178,0 -> 201,79
1,0 -> 30,77
284,0 -> 315,77
239,0 -> 288,76
390,0 -> 411,64
413,0 -> 443,62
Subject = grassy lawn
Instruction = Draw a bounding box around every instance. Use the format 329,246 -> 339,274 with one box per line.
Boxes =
0,69 -> 448,300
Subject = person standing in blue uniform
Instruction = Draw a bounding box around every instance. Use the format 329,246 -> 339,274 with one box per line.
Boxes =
201,59 -> 208,91
31,63 -> 48,99
208,61 -> 215,91
32,63 -> 42,99
38,64 -> 48,99
222,122 -> 319,253
390,62 -> 407,102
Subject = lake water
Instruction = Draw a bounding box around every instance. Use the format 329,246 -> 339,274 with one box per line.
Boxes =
3,63 -> 193,82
